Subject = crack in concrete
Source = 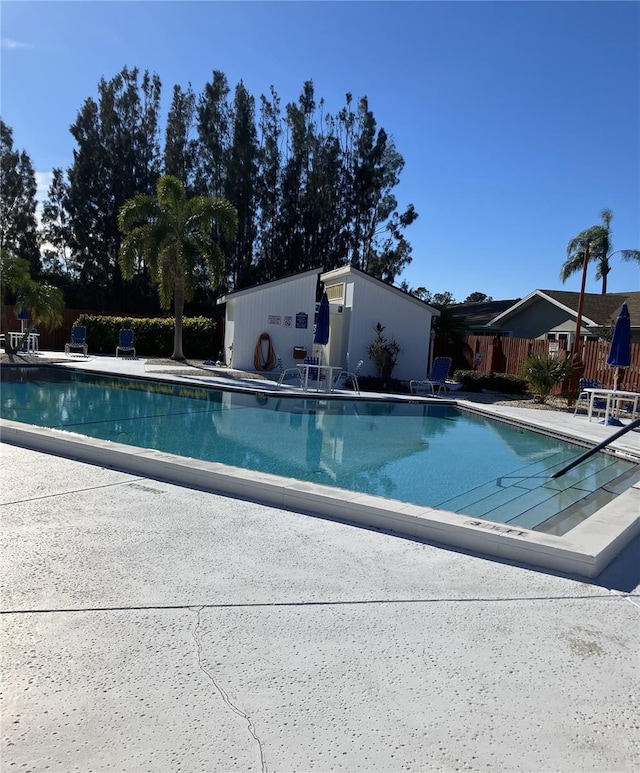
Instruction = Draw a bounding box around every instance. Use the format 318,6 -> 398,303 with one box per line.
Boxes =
1,477 -> 149,506
191,606 -> 267,773
4,593 -> 638,616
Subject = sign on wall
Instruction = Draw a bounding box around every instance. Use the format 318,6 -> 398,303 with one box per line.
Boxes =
268,315 -> 281,325
295,312 -> 308,329
284,316 -> 292,328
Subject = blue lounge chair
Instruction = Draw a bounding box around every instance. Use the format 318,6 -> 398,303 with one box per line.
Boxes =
303,355 -> 320,380
573,378 -> 606,417
116,329 -> 136,358
410,357 -> 452,395
65,325 -> 88,356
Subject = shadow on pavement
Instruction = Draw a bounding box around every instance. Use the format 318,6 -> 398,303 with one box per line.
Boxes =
592,532 -> 640,593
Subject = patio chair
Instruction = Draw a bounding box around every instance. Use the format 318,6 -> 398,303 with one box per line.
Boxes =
276,356 -> 303,388
410,356 -> 452,396
573,378 -> 606,417
303,355 -> 322,384
620,399 -> 639,420
116,329 -> 136,358
333,359 -> 363,394
65,325 -> 88,356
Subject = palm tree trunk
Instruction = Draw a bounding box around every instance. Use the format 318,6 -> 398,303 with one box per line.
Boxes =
16,324 -> 37,353
172,279 -> 186,360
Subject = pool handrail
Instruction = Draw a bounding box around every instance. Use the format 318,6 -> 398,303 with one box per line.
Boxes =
551,417 -> 640,479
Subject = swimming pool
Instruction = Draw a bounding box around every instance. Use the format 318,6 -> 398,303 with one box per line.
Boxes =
1,366 -> 637,537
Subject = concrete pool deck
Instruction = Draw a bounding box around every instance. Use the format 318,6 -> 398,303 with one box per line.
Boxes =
1,353 -> 639,771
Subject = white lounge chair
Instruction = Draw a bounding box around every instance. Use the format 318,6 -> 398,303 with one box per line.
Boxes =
333,360 -> 363,394
276,356 -> 303,388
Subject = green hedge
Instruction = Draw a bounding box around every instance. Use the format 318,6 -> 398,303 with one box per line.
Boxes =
452,370 -> 529,395
75,315 -> 218,359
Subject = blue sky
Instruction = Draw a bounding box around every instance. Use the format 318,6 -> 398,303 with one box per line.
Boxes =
2,0 -> 638,302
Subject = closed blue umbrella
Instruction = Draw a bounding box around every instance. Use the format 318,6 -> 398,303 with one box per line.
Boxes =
601,303 -> 631,426
607,303 -> 631,390
314,291 -> 330,347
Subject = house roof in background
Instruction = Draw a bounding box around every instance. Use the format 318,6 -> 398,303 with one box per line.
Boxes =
451,299 -> 521,327
489,290 -> 640,328
541,290 -> 640,326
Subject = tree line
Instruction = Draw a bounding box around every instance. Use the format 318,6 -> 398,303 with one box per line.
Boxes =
3,65 -> 637,333
2,67 -> 419,315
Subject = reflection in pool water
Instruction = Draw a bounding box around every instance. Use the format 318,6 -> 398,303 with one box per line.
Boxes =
1,366 -> 637,534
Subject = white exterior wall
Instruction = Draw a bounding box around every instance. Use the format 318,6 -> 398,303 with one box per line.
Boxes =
324,306 -> 350,368
222,271 -> 319,371
222,266 -> 435,379
334,273 -> 432,381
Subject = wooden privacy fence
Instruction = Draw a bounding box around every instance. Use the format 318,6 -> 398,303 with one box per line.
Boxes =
438,335 -> 640,394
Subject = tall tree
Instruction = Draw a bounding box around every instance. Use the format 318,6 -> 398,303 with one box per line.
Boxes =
225,81 -> 259,289
37,69 -> 420,309
405,287 -> 457,307
164,84 -> 197,188
277,81 -> 318,277
337,96 -> 416,281
65,67 -> 161,309
305,111 -> 344,268
561,208 -> 640,294
0,121 -> 40,276
464,292 -> 493,302
65,95 -> 111,297
118,175 -> 237,360
256,87 -> 283,282
41,168 -> 74,278
196,70 -> 231,198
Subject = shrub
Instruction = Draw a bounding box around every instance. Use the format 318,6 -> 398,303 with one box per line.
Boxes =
368,323 -> 401,382
521,355 -> 572,404
76,315 -> 217,359
452,370 -> 529,395
358,375 -> 410,395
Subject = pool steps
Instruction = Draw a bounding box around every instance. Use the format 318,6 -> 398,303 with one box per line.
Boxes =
439,451 -> 637,534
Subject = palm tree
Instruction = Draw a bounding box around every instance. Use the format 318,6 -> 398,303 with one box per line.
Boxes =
432,303 -> 467,340
1,253 -> 64,360
14,281 -> 64,346
118,176 -> 237,360
1,253 -> 30,339
561,208 -> 640,294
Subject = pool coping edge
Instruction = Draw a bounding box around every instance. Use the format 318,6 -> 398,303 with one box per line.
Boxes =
2,418 -> 638,579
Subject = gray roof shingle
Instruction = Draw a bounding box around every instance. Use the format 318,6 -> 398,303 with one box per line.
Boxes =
539,290 -> 640,326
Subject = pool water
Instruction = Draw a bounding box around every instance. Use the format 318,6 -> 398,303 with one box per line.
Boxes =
2,367 -> 637,535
